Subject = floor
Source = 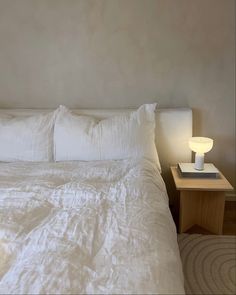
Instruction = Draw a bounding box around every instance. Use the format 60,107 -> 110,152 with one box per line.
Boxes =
178,233 -> 236,295
223,201 -> 236,235
177,202 -> 236,294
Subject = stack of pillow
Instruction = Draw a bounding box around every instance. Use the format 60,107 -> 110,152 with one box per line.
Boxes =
0,104 -> 161,170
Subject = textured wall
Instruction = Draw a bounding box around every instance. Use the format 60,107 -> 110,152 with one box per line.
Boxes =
0,0 -> 235,190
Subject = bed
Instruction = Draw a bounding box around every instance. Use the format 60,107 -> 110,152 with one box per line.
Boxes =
0,105 -> 192,294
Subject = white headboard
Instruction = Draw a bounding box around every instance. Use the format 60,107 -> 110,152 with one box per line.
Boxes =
0,107 -> 192,174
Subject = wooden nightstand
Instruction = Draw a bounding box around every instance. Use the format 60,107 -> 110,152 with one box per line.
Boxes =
171,166 -> 234,235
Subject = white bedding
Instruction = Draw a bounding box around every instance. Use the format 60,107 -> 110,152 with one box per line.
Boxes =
0,159 -> 184,294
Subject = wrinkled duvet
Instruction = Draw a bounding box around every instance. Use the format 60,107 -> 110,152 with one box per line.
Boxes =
0,159 -> 184,294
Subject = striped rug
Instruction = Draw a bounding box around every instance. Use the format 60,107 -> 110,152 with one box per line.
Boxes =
178,234 -> 236,295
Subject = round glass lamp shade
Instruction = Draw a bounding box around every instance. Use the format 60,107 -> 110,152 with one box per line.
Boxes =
189,137 -> 213,154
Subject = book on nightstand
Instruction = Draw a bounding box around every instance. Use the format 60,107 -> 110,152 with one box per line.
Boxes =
177,163 -> 220,178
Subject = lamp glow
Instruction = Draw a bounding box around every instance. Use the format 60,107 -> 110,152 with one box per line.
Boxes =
189,137 -> 213,170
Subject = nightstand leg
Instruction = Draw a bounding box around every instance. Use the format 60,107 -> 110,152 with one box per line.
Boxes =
179,191 -> 225,234
198,191 -> 225,234
179,191 -> 198,233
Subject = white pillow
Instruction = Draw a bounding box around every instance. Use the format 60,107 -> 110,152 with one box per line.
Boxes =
0,111 -> 57,162
54,104 -> 161,170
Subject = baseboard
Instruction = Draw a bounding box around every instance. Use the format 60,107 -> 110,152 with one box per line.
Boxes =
226,192 -> 236,201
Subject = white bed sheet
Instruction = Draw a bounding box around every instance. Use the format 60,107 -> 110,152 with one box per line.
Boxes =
0,159 -> 184,294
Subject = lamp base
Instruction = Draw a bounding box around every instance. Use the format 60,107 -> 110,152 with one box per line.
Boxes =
194,153 -> 204,170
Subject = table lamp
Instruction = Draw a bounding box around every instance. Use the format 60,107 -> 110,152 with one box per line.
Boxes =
189,137 -> 213,170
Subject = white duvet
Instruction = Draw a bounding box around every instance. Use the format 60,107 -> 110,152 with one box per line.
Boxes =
0,159 -> 184,294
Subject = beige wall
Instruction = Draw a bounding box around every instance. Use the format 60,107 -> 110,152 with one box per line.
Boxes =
0,0 -> 235,190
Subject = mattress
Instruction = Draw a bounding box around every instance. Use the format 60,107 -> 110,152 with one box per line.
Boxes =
0,159 -> 185,294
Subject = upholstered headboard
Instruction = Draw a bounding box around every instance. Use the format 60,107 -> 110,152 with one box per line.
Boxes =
0,107 -> 192,173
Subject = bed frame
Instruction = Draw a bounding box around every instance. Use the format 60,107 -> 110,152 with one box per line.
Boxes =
0,107 -> 192,202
